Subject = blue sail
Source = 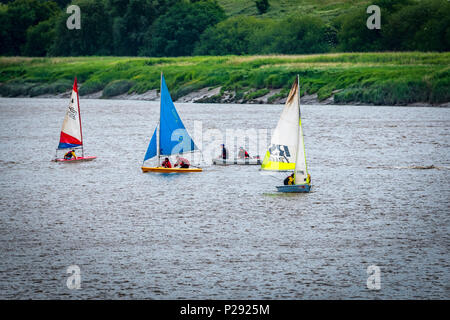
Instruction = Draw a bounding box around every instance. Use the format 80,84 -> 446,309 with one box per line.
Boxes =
143,126 -> 157,161
143,74 -> 198,162
159,75 -> 198,156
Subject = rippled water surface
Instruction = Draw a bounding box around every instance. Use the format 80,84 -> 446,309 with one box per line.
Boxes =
0,98 -> 449,299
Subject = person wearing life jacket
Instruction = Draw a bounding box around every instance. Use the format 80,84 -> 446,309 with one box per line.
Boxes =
161,157 -> 172,168
238,147 -> 250,159
220,144 -> 227,159
283,173 -> 295,185
64,149 -> 77,160
307,173 -> 311,185
174,155 -> 190,168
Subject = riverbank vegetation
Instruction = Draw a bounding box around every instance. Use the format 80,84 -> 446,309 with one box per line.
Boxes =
1,52 -> 448,105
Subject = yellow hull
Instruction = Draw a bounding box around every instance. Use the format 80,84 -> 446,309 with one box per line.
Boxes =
141,166 -> 202,173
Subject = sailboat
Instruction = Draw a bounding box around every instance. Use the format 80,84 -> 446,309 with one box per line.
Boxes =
261,75 -> 311,192
212,157 -> 261,166
141,73 -> 202,173
53,78 -> 96,162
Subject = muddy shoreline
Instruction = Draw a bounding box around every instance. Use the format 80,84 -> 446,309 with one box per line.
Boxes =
2,87 -> 449,107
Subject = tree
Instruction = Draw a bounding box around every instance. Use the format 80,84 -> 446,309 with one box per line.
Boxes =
251,15 -> 331,54
23,18 -> 57,56
194,16 -> 268,55
0,0 -> 59,55
108,0 -> 159,56
140,0 -> 226,57
255,0 -> 269,15
52,0 -> 72,8
335,0 -> 450,52
335,6 -> 384,52
49,0 -> 113,56
382,0 -> 450,51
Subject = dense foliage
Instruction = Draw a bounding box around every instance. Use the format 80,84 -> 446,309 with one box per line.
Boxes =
139,0 -> 225,57
255,0 -> 269,15
0,0 -> 448,57
0,53 -> 448,105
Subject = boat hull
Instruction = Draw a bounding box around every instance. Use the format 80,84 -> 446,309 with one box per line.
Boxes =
276,184 -> 311,193
141,166 -> 202,173
212,158 -> 261,165
53,156 -> 97,162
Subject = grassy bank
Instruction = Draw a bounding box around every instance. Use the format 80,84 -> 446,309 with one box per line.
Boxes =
218,0 -> 368,20
0,52 -> 449,105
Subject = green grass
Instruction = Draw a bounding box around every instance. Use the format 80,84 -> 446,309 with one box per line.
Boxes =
102,79 -> 135,98
0,52 -> 449,105
217,0 -> 369,20
244,88 -> 270,101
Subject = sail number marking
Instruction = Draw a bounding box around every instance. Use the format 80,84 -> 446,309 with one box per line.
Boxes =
268,144 -> 291,163
67,101 -> 78,120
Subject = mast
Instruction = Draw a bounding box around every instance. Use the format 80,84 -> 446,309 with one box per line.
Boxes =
157,71 -> 162,166
294,74 -> 309,185
293,75 -> 300,183
299,75 -> 308,178
298,74 -> 301,117
75,77 -> 84,157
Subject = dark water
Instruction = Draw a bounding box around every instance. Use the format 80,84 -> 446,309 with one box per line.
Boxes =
0,98 -> 449,299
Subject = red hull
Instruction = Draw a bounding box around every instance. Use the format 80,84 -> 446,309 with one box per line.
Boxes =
53,156 -> 96,162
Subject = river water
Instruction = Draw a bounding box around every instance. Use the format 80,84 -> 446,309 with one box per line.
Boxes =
0,97 -> 448,299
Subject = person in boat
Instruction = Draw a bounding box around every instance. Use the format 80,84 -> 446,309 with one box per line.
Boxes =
161,157 -> 172,168
283,173 -> 295,185
238,147 -> 250,159
307,173 -> 311,185
64,149 -> 77,160
174,155 -> 190,168
220,144 -> 227,159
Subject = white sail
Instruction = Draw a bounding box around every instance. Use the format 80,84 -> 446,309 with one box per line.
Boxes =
261,79 -> 300,171
294,116 -> 308,184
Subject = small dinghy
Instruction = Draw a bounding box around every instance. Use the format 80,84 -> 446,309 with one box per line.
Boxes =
212,157 -> 261,165
276,184 -> 311,193
54,156 -> 96,163
53,78 -> 96,163
141,167 -> 202,173
141,73 -> 202,173
260,75 -> 311,193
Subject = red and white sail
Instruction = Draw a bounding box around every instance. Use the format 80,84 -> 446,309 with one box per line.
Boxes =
58,78 -> 83,149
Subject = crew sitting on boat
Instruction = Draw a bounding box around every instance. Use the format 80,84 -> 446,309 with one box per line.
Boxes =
283,173 -> 295,185
64,149 -> 77,160
161,157 -> 172,168
174,155 -> 190,168
220,144 -> 227,159
238,147 -> 250,159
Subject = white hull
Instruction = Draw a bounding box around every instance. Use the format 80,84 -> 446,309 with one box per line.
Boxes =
212,158 -> 261,165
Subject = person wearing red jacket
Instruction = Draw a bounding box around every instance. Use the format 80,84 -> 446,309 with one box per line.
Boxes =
238,147 -> 250,159
161,157 -> 172,168
174,155 -> 190,168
